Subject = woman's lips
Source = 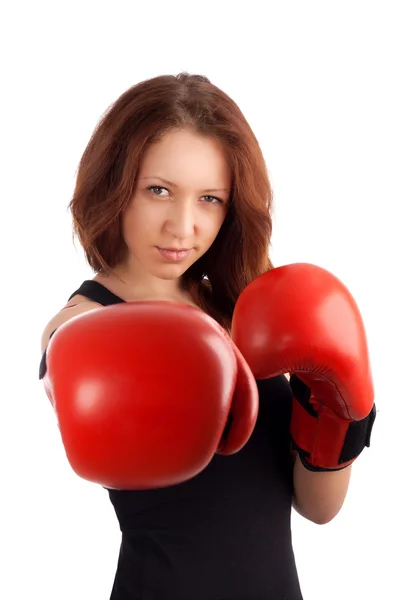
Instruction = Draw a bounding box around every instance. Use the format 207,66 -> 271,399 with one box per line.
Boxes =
157,247 -> 192,262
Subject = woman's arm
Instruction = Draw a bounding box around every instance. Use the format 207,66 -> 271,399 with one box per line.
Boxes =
291,450 -> 352,524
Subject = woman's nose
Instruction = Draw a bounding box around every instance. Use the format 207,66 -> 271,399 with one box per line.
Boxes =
165,201 -> 196,240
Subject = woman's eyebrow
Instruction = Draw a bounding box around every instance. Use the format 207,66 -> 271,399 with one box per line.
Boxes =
140,176 -> 230,193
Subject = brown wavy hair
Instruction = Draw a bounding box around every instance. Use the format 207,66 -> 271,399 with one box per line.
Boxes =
68,72 -> 274,331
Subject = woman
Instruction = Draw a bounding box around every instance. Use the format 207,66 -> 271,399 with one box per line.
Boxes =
39,73 -> 375,599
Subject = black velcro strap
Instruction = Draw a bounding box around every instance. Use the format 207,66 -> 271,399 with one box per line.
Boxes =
340,403 -> 376,464
289,374 -> 318,417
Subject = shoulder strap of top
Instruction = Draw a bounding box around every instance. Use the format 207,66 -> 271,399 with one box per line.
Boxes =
68,280 -> 125,306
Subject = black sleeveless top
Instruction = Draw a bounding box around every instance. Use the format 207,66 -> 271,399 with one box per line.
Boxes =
66,280 -> 303,600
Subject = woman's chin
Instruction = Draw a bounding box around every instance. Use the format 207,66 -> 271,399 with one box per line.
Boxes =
150,263 -> 189,281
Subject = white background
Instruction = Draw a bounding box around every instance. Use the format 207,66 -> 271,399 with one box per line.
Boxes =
1,1 -> 399,598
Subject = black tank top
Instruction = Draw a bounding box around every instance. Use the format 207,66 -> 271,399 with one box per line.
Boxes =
66,280 -> 303,600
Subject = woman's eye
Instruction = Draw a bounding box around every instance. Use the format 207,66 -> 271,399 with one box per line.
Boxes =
148,185 -> 168,196
202,195 -> 222,204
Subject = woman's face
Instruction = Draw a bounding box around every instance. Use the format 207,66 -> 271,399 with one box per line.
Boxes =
120,127 -> 231,281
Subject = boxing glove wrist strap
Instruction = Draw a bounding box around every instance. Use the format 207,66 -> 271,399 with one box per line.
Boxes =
289,374 -> 376,472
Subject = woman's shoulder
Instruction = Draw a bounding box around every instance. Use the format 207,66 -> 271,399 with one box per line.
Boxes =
40,292 -> 103,353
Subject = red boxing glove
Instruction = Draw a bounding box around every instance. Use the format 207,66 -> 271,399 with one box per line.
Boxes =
40,302 -> 258,489
231,263 -> 376,471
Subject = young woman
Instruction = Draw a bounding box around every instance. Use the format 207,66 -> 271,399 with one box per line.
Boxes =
39,73 -> 375,599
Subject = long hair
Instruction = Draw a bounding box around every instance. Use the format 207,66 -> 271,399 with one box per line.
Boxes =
69,73 -> 274,331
